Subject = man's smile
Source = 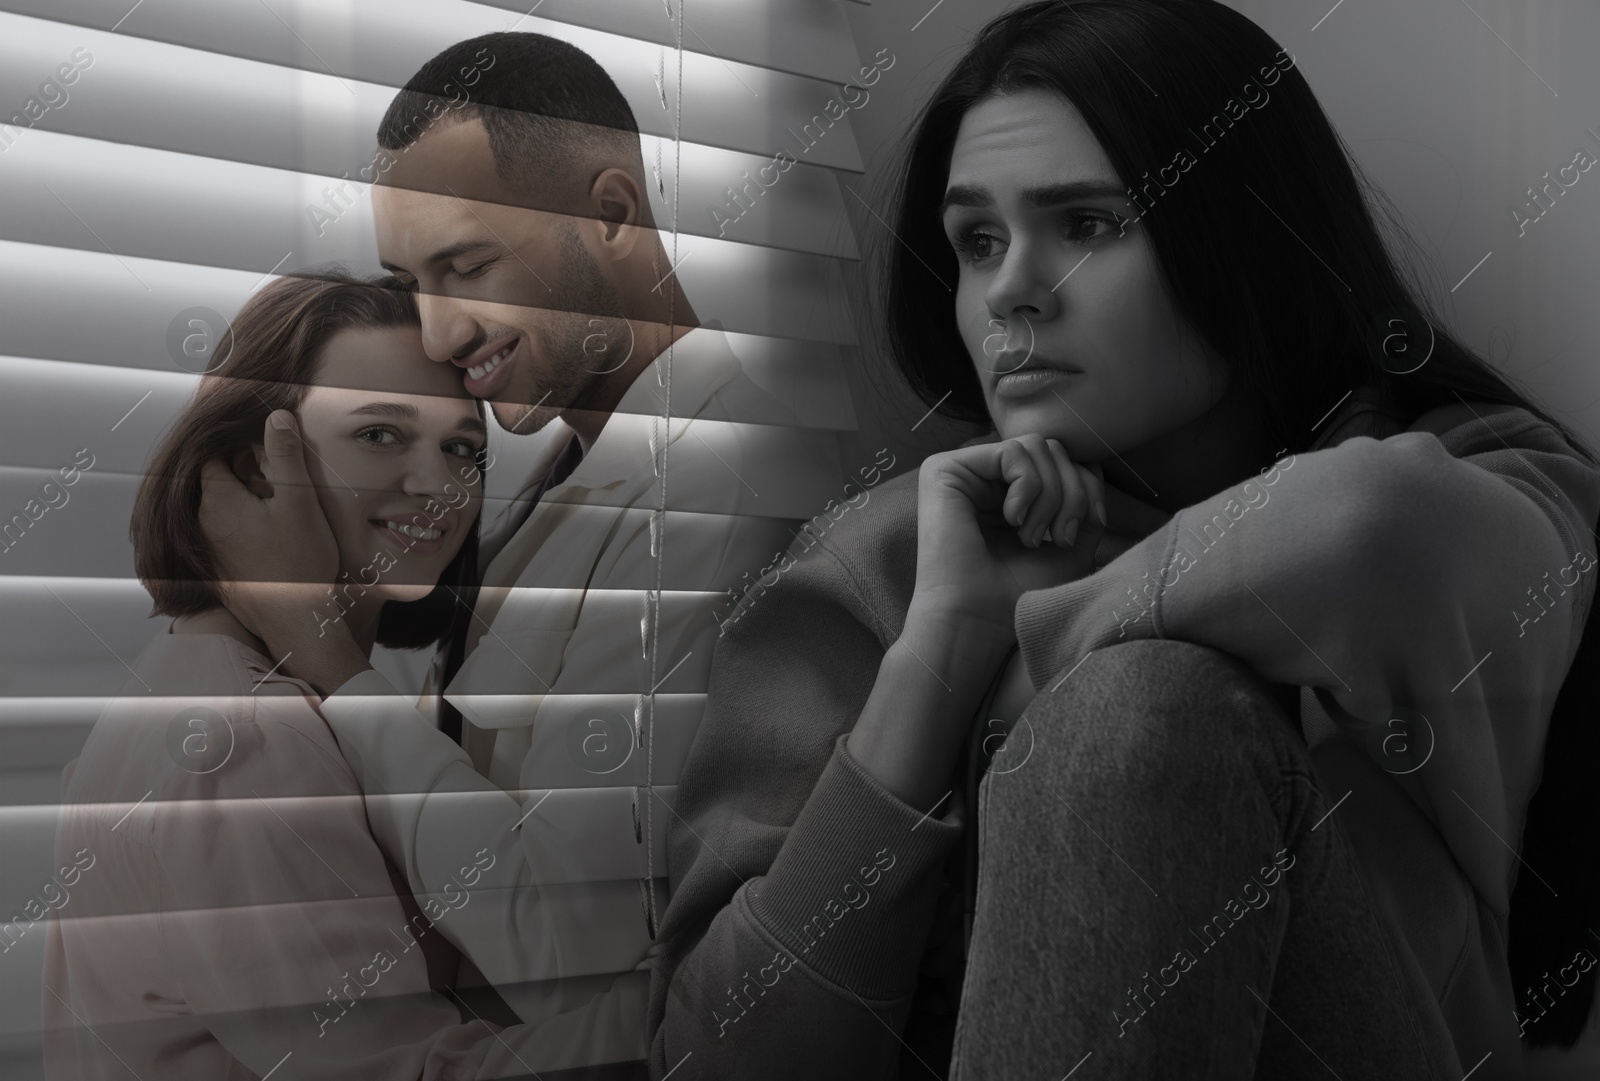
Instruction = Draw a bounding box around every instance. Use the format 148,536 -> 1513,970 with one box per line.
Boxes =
455,336 -> 519,398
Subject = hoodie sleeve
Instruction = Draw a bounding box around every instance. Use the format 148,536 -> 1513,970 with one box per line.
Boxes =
647,540 -> 964,1081
1014,404 -> 1600,911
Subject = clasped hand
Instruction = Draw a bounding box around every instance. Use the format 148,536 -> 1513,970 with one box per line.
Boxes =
912,434 -> 1135,649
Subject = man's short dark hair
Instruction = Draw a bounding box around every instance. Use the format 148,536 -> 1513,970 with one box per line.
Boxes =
378,32 -> 644,199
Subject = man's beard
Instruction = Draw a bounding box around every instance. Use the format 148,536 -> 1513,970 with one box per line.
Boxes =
494,225 -> 629,436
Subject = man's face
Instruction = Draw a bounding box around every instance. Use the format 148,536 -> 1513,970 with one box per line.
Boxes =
373,118 -> 623,435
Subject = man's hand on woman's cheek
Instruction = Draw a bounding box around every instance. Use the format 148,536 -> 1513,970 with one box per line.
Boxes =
197,411 -> 342,648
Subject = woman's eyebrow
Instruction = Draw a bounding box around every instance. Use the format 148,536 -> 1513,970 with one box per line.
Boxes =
1021,181 -> 1127,208
347,401 -> 488,434
938,184 -> 991,218
938,180 -> 1127,219
349,401 -> 418,420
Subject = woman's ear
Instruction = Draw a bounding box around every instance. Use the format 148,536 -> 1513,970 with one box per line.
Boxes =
588,167 -> 644,259
230,444 -> 273,499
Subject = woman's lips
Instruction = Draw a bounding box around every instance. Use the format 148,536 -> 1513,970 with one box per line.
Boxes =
993,365 -> 1082,399
461,338 -> 518,398
371,517 -> 448,556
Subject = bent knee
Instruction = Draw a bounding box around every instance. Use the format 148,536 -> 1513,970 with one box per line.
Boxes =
1022,639 -> 1302,783
1037,639 -> 1264,725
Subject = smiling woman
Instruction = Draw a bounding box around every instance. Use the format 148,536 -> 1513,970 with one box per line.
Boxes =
43,271 -> 664,1080
130,269 -> 484,651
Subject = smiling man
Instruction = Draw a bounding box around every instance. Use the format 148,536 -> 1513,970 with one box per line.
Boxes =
199,31 -> 844,1075
370,39 -> 691,458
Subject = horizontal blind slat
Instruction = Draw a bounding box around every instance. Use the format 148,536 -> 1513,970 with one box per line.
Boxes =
2,128 -> 860,260
0,9 -> 870,172
0,0 -> 868,88
0,239 -> 861,347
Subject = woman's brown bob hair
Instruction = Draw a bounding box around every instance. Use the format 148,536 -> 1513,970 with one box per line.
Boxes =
132,268 -> 482,651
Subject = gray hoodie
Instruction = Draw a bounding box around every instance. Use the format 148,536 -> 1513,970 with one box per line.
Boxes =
649,389 -> 1600,1079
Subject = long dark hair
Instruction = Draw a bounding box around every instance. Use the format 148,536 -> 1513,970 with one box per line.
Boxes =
877,0 -> 1596,466
876,0 -> 1598,1047
132,269 -> 482,651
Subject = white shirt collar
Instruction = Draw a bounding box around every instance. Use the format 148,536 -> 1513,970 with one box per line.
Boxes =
551,324 -> 745,492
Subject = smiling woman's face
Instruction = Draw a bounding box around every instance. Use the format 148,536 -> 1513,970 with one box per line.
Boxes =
294,326 -> 485,603
941,89 -> 1230,461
